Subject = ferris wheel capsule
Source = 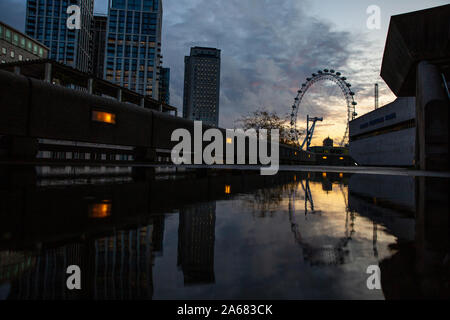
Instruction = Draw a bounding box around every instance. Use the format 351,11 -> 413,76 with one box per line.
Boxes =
352,101 -> 357,105
346,83 -> 351,87
324,69 -> 329,73
302,83 -> 306,87
306,77 -> 311,81
318,70 -> 323,74
336,72 -> 341,76
341,77 -> 347,81
330,69 -> 335,73
350,92 -> 355,96
312,73 -> 316,77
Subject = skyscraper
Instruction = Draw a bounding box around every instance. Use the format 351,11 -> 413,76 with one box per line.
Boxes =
158,67 -> 170,104
183,47 -> 221,127
92,15 -> 107,79
25,0 -> 94,73
104,0 -> 163,98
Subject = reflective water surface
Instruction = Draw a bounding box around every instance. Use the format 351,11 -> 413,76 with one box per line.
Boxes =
0,167 -> 448,299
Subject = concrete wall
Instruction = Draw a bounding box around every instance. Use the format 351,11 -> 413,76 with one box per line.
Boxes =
350,127 -> 415,166
349,97 -> 415,137
349,97 -> 416,166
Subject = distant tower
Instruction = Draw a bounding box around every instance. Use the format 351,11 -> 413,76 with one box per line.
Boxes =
374,83 -> 379,109
183,47 -> 221,127
92,15 -> 107,79
323,137 -> 333,147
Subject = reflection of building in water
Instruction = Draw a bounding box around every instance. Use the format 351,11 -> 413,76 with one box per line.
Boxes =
6,243 -> 86,299
178,202 -> 216,285
348,174 -> 415,241
93,226 -> 154,300
380,177 -> 449,298
152,215 -> 165,256
4,220 -> 165,300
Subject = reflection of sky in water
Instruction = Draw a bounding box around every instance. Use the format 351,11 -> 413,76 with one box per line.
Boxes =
153,180 -> 397,299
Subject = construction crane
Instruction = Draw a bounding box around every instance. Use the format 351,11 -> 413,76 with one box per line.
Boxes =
300,115 -> 323,151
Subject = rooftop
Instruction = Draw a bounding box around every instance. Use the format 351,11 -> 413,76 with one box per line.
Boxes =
380,4 -> 450,96
0,59 -> 177,113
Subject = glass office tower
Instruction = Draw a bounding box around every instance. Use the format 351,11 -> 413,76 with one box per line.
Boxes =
104,0 -> 163,98
25,0 -> 94,73
159,67 -> 170,104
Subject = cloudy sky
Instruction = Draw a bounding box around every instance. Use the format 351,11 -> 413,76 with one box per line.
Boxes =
0,0 -> 447,144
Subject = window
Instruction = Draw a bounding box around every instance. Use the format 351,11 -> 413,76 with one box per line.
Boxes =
18,54 -> 23,61
1,47 -> 6,54
10,50 -> 14,58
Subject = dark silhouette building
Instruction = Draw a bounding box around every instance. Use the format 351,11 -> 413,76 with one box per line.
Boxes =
158,67 -> 170,104
92,15 -> 107,79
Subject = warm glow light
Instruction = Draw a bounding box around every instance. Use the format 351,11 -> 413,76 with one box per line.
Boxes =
322,156 -> 327,159
293,175 -> 296,181
339,173 -> 343,178
225,185 -> 231,194
295,152 -> 297,155
322,172 -> 327,178
92,110 -> 116,124
226,137 -> 232,144
89,201 -> 112,218
339,157 -> 344,160
308,154 -> 311,158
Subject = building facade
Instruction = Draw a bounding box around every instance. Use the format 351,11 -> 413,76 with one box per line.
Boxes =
0,21 -> 49,64
158,67 -> 170,104
104,0 -> 163,98
183,47 -> 221,127
92,15 -> 107,79
25,0 -> 94,73
349,97 -> 416,166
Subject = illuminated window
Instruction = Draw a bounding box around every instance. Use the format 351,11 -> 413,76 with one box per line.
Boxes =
89,201 -> 112,218
339,157 -> 344,160
92,110 -> 116,124
322,156 -> 327,159
226,137 -> 232,144
225,185 -> 231,194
